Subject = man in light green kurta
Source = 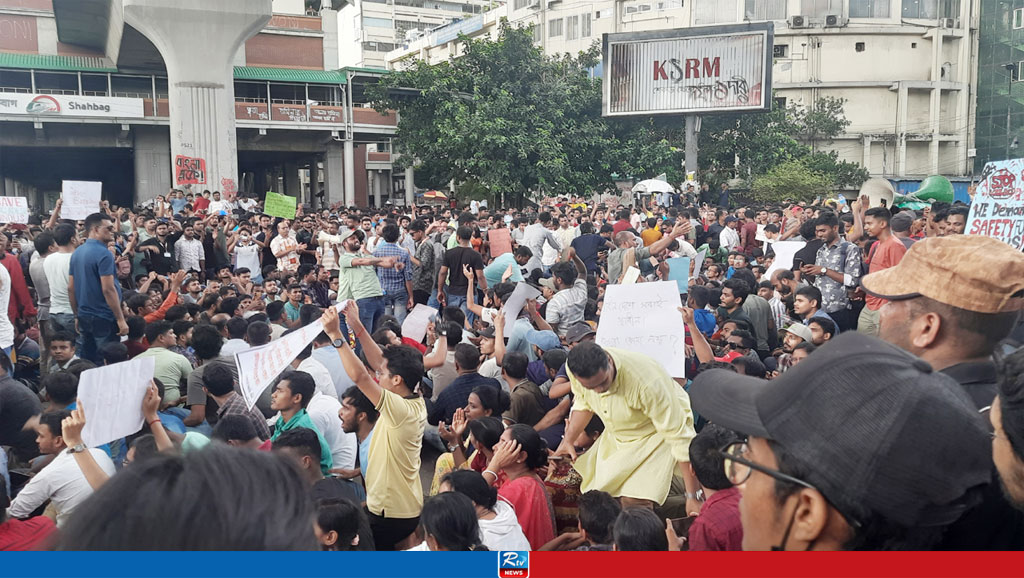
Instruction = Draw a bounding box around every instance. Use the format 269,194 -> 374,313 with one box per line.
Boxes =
556,342 -> 701,513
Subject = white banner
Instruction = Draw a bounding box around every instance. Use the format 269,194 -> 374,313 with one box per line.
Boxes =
764,241 -> 806,279
235,300 -> 350,410
596,281 -> 687,378
968,159 -> 1024,250
62,180 -> 102,220
0,196 -> 29,224
0,94 -> 146,118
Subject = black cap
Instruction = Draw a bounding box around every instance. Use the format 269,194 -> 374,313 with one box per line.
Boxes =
473,326 -> 496,339
690,332 -> 991,528
565,323 -> 596,344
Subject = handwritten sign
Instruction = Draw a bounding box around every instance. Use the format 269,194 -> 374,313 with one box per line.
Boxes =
77,357 -> 155,447
596,281 -> 687,377
500,282 -> 541,336
61,180 -> 102,220
764,241 -> 806,279
402,304 -> 437,344
968,158 -> 1024,250
174,155 -> 206,185
264,191 -> 297,219
0,196 -> 29,223
235,300 -> 351,410
666,257 -> 691,294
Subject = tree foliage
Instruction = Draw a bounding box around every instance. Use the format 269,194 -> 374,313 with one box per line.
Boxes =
751,159 -> 834,203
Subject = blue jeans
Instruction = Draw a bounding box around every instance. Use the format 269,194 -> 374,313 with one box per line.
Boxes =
382,290 -> 410,325
426,288 -> 440,310
77,315 -> 119,365
445,293 -> 475,327
50,312 -> 78,344
357,296 -> 385,335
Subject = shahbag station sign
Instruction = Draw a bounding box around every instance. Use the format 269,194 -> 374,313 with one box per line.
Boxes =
602,22 -> 774,117
0,94 -> 146,118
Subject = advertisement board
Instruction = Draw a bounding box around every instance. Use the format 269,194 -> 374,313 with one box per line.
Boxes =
602,22 -> 773,116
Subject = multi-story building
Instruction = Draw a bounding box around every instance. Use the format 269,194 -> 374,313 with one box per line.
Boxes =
336,0 -> 492,70
0,0 -> 407,209
975,1 -> 1023,171
389,0 -> 980,183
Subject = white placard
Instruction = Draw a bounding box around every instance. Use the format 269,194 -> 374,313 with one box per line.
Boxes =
499,282 -> 541,336
77,357 -> 155,448
764,241 -> 807,279
968,158 -> 1024,250
235,300 -> 350,410
401,304 -> 437,344
596,281 -> 687,378
62,180 -> 102,220
0,196 -> 29,224
693,248 -> 708,279
622,266 -> 641,284
755,224 -> 767,242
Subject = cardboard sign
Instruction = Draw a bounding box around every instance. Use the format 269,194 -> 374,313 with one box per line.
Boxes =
621,266 -> 641,284
968,159 -> 1024,250
764,241 -> 806,279
488,227 -> 512,257
0,196 -> 29,224
693,248 -> 708,279
755,224 -> 767,242
62,180 -> 102,220
500,282 -> 541,336
77,357 -> 155,447
264,191 -> 297,219
596,281 -> 687,378
666,257 -> 691,294
235,300 -> 350,410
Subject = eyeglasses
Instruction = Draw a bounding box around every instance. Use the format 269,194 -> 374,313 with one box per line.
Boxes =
719,441 -> 816,489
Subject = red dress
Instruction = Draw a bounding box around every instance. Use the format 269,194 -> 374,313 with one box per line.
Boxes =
498,475 -> 556,550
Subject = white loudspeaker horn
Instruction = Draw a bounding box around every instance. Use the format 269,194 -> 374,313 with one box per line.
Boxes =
858,178 -> 895,208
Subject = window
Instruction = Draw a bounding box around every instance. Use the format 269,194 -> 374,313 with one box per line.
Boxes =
901,0 -> 936,19
582,12 -> 592,36
567,15 -> 579,40
849,0 -> 889,18
363,16 -> 394,28
800,0 -> 841,17
693,0 -> 737,24
855,42 -> 866,52
773,44 -> 789,57
1015,8 -> 1024,29
744,0 -> 786,21
1018,61 -> 1024,83
514,0 -> 528,10
362,41 -> 397,52
549,18 -> 563,37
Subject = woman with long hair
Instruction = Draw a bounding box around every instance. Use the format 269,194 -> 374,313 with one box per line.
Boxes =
487,424 -> 557,549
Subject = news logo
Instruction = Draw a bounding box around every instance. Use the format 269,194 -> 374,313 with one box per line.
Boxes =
498,551 -> 529,578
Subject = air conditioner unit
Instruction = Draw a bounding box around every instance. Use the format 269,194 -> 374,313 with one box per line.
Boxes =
789,15 -> 810,29
823,14 -> 848,28
940,17 -> 958,29
405,28 -> 423,41
527,0 -> 540,8
548,0 -> 561,5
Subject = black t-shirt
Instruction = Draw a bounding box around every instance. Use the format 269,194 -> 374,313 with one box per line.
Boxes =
139,233 -> 181,275
296,229 -> 316,265
0,377 -> 42,456
793,239 -> 825,270
443,246 -> 484,290
571,234 -> 606,272
312,477 -> 364,505
256,229 -> 277,271
707,222 -> 724,241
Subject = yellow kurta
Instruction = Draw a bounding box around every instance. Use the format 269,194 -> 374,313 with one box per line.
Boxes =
568,348 -> 695,504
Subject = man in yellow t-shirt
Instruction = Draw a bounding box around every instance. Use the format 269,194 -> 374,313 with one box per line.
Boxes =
321,304 -> 427,551
640,217 -> 663,247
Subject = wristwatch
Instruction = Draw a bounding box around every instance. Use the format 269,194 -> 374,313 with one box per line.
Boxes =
67,443 -> 86,454
331,338 -> 346,349
819,266 -> 827,275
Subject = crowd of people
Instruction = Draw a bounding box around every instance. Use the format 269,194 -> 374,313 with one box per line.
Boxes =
0,184 -> 1023,552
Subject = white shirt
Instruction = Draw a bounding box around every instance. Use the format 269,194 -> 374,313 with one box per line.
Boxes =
174,237 -> 204,273
307,392 -> 358,470
221,339 -> 250,357
271,233 -> 301,272
0,264 -> 12,349
297,357 -> 338,400
208,200 -> 227,214
234,243 -> 261,276
720,226 -> 741,252
7,449 -> 116,527
44,251 -> 73,315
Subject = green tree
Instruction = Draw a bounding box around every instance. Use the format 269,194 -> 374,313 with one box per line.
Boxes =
751,159 -> 834,203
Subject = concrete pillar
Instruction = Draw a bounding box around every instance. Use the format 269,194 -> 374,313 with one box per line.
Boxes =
133,125 -> 172,202
324,142 -> 343,206
343,139 -> 355,206
404,165 -> 415,207
123,0 -> 271,203
368,170 -> 378,208
0,147 -> 5,197
285,161 -> 300,199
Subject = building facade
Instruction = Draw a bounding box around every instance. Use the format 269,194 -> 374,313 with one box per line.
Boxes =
0,0 -> 406,210
975,1 -> 1024,171
389,0 -> 980,181
336,0 -> 492,70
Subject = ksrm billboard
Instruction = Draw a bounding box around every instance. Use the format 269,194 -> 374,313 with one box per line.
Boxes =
602,22 -> 774,117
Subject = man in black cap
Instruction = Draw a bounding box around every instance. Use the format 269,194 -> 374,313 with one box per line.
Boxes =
689,332 -> 991,550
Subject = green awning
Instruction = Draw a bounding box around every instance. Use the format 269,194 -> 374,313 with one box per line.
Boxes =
0,52 -> 116,73
233,66 -> 347,84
